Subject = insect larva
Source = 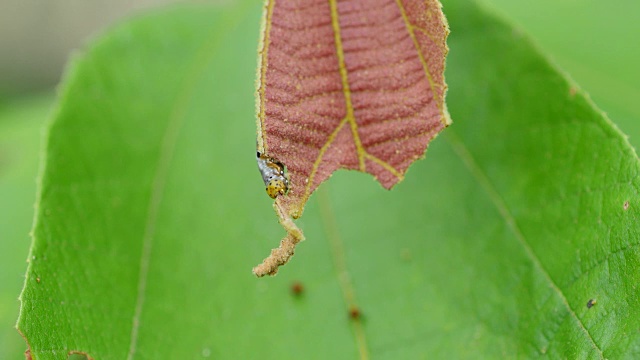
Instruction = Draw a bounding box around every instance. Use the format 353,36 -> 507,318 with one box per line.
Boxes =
257,152 -> 289,199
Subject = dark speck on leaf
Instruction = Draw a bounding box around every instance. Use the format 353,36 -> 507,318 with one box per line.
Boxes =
587,299 -> 597,308
349,306 -> 361,320
569,86 -> 577,97
291,282 -> 304,296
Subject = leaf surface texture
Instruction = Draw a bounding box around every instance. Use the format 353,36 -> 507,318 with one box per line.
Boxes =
16,1 -> 640,358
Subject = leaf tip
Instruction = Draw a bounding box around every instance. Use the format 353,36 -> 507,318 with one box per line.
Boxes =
252,199 -> 305,277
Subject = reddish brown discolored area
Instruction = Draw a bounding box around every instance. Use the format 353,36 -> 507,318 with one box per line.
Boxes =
260,0 -> 352,215
258,0 -> 449,215
340,0 -> 448,185
254,0 -> 449,275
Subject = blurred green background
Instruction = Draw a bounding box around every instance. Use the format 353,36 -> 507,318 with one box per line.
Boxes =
485,0 -> 640,144
1,0 -> 638,357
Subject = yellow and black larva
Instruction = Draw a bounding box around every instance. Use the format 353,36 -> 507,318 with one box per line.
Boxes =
257,152 -> 289,199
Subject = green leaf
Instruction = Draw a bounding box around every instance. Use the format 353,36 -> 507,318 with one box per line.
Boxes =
482,0 -> 640,143
0,95 -> 51,359
16,1 -> 640,359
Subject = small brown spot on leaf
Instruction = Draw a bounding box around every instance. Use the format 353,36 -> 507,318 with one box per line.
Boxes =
36,277 -> 40,283
624,201 -> 630,211
587,299 -> 597,308
349,306 -> 362,320
569,86 -> 577,97
291,281 -> 304,296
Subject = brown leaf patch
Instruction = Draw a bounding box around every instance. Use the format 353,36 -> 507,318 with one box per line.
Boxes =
254,0 -> 450,276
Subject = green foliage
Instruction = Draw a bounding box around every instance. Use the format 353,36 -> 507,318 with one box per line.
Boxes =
484,0 -> 640,137
6,0 -> 640,359
0,95 -> 51,358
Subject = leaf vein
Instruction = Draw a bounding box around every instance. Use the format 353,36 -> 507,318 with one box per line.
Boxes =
318,188 -> 370,360
394,0 -> 445,121
329,0 -> 365,171
126,6 -> 251,357
446,130 -> 605,358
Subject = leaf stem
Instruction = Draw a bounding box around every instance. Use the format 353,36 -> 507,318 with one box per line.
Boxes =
252,198 -> 305,276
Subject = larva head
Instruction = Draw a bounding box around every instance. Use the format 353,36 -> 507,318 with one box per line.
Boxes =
266,177 -> 288,199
